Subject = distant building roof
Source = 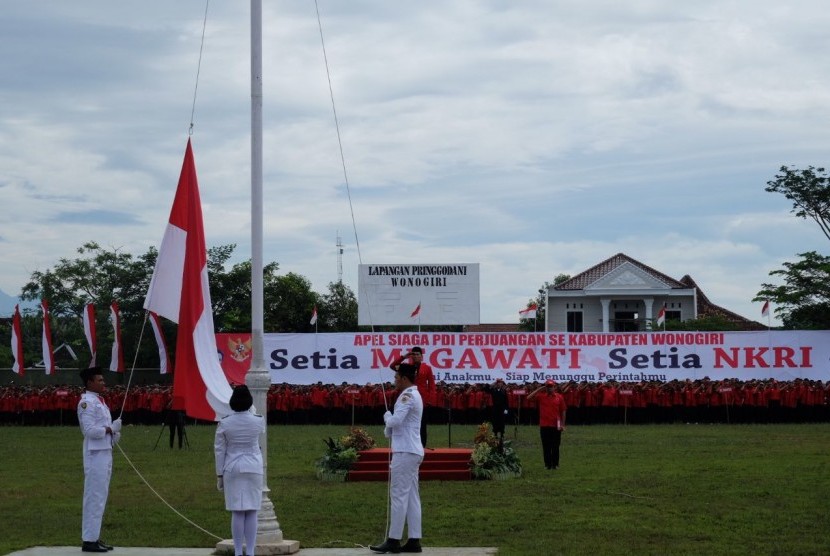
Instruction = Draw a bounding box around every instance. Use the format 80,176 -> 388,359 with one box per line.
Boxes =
551,252 -> 765,330
555,253 -> 687,290
463,323 -> 520,332
679,275 -> 766,330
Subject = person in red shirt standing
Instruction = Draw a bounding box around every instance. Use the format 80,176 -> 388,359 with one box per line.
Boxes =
527,380 -> 567,470
390,346 -> 435,448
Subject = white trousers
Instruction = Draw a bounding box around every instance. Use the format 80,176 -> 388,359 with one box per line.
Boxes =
82,449 -> 112,542
388,452 -> 423,540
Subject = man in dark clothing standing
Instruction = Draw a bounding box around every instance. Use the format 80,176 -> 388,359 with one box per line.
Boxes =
480,379 -> 509,440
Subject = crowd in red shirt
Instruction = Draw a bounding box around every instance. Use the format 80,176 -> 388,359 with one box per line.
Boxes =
1,378 -> 827,426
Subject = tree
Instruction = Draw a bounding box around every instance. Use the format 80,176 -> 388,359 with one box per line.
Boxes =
209,256 -> 279,333
758,166 -> 830,328
766,165 -> 830,242
662,314 -> 744,332
519,274 -> 570,332
264,272 -> 319,333
319,281 -> 358,332
21,242 -> 152,320
16,241 -> 325,369
754,251 -> 830,329
20,242 -> 155,369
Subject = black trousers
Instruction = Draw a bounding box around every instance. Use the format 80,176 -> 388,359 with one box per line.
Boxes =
166,410 -> 185,448
539,426 -> 562,469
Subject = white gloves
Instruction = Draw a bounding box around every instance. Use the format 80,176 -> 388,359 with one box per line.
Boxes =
111,418 -> 122,434
217,477 -> 224,491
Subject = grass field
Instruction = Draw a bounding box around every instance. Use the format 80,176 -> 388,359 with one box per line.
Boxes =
1,423 -> 829,555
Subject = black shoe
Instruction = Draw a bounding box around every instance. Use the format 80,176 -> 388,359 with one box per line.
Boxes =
82,541 -> 108,553
400,538 -> 422,553
96,540 -> 114,551
369,538 -> 401,553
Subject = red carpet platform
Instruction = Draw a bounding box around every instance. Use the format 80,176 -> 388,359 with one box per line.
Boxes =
348,447 -> 473,481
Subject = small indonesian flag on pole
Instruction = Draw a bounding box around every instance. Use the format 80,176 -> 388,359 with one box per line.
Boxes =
82,303 -> 97,367
410,302 -> 421,319
656,305 -> 666,327
143,139 -> 232,421
41,300 -> 55,375
148,311 -> 171,375
310,306 -> 318,326
519,303 -> 538,320
11,304 -> 24,375
109,301 -> 124,373
761,300 -> 770,318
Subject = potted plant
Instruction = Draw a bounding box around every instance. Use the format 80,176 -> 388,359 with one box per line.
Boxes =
470,422 -> 523,480
315,428 -> 376,481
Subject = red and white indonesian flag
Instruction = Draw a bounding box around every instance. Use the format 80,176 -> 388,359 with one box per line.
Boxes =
310,306 -> 318,326
109,301 -> 124,373
11,304 -> 24,375
656,306 -> 666,327
41,300 -> 55,375
148,311 -> 171,375
761,300 -> 770,318
410,302 -> 421,319
519,303 -> 538,320
144,139 -> 231,421
82,303 -> 97,367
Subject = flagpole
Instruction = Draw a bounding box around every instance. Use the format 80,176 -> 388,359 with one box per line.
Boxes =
235,1 -> 298,553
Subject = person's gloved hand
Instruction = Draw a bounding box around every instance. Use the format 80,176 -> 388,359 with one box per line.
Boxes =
217,477 -> 224,491
111,418 -> 122,434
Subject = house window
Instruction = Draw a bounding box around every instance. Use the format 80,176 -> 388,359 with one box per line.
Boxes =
666,310 -> 681,322
567,311 -> 583,332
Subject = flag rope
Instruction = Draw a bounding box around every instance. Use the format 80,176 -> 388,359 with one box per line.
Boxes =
110,0 -> 223,542
115,309 -> 225,540
117,311 -> 149,419
314,1 -> 392,542
188,0 -> 210,135
115,443 -> 223,541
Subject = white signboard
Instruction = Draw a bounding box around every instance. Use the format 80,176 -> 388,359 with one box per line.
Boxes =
357,263 -> 480,326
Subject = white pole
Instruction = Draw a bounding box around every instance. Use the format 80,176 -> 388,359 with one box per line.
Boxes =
235,1 -> 298,553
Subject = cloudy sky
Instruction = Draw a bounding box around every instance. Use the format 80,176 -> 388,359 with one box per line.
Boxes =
2,0 -> 829,326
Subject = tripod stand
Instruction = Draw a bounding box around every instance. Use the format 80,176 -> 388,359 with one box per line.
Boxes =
153,409 -> 190,450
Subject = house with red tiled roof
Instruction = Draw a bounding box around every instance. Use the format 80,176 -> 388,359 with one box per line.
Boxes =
546,253 -> 764,332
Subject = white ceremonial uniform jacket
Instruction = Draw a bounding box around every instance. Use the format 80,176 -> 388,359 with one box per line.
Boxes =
214,411 -> 266,476
384,385 -> 424,456
78,391 -> 118,450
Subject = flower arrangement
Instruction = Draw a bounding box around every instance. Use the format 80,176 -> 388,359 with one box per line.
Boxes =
470,422 -> 523,480
340,427 -> 376,451
315,428 -> 376,480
